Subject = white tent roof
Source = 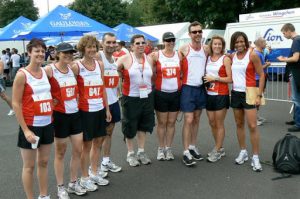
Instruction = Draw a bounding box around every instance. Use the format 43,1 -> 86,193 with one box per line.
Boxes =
136,22 -> 190,44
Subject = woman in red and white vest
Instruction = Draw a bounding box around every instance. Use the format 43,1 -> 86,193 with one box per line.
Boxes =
13,39 -> 53,199
203,35 -> 232,163
71,35 -> 111,191
151,32 -> 181,161
230,31 -> 265,172
44,42 -> 86,197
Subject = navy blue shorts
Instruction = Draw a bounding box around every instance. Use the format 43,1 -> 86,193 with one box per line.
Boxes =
105,101 -> 121,125
180,85 -> 207,112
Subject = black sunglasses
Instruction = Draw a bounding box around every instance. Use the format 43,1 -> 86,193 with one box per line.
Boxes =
135,42 -> 146,45
190,30 -> 203,34
164,38 -> 176,42
106,41 -> 117,44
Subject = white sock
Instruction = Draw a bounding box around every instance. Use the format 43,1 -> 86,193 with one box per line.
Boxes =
102,157 -> 110,165
252,155 -> 259,159
165,146 -> 171,150
137,148 -> 144,153
183,150 -> 190,155
188,145 -> 195,150
241,149 -> 247,153
127,151 -> 134,157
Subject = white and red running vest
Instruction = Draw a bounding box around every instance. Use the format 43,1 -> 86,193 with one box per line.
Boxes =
231,49 -> 256,92
99,51 -> 119,105
76,60 -> 104,112
182,44 -> 207,86
49,64 -> 78,114
122,53 -> 153,97
205,55 -> 229,96
155,50 -> 181,92
20,68 -> 53,126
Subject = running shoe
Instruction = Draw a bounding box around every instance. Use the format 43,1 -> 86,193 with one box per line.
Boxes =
189,147 -> 204,161
57,186 -> 70,199
208,147 -> 225,157
101,160 -> 122,172
126,153 -> 140,167
67,180 -> 87,196
79,177 -> 98,192
207,149 -> 222,163
157,148 -> 165,161
137,151 -> 151,165
7,109 -> 15,116
89,170 -> 109,186
165,148 -> 174,160
38,195 -> 50,199
251,157 -> 263,172
182,152 -> 196,166
235,150 -> 248,165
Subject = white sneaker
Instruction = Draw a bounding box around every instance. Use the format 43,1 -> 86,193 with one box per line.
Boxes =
79,177 -> 98,192
101,160 -> 122,172
235,150 -> 248,165
89,166 -> 108,178
7,109 -> 14,116
57,186 -> 70,199
89,172 -> 109,186
257,120 -> 263,126
157,148 -> 165,161
251,157 -> 263,172
126,153 -> 140,167
67,180 -> 87,196
38,195 -> 50,199
165,148 -> 174,160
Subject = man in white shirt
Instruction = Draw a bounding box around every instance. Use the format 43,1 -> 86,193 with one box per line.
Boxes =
1,50 -> 10,80
10,48 -> 21,81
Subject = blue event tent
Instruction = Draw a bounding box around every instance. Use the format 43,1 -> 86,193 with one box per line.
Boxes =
13,5 -> 114,40
113,23 -> 158,42
0,16 -> 33,41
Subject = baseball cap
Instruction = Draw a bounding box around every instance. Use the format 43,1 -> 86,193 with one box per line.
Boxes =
162,32 -> 175,40
56,42 -> 76,53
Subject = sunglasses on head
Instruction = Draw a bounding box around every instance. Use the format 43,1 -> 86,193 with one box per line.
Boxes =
135,41 -> 146,45
106,41 -> 117,44
164,38 -> 176,42
190,30 -> 203,34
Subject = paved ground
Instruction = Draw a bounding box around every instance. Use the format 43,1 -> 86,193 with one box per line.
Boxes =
0,87 -> 299,199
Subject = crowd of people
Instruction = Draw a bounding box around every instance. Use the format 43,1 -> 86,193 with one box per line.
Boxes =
4,21 -> 298,199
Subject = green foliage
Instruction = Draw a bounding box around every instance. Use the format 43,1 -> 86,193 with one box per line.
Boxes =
0,0 -> 38,27
69,0 -> 128,27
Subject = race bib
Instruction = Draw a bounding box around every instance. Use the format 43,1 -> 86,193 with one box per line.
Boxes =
61,85 -> 78,101
32,93 -> 53,116
162,67 -> 179,78
207,82 -> 219,93
104,70 -> 119,88
139,84 -> 148,98
83,79 -> 104,99
84,85 -> 104,99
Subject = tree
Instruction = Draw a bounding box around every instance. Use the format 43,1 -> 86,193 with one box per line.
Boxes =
69,0 -> 128,27
0,0 -> 38,27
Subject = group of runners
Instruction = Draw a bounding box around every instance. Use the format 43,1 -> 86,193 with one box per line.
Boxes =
12,21 -> 266,199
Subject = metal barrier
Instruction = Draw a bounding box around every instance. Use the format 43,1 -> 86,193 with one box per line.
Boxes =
264,63 -> 291,102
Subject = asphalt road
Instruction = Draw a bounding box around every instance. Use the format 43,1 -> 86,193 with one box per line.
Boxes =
0,87 -> 299,199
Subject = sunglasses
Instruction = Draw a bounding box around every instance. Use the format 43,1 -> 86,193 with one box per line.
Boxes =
164,38 -> 176,42
135,41 -> 146,45
106,41 -> 117,45
190,30 -> 203,34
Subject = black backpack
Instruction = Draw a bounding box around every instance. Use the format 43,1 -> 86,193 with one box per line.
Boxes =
272,133 -> 300,174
